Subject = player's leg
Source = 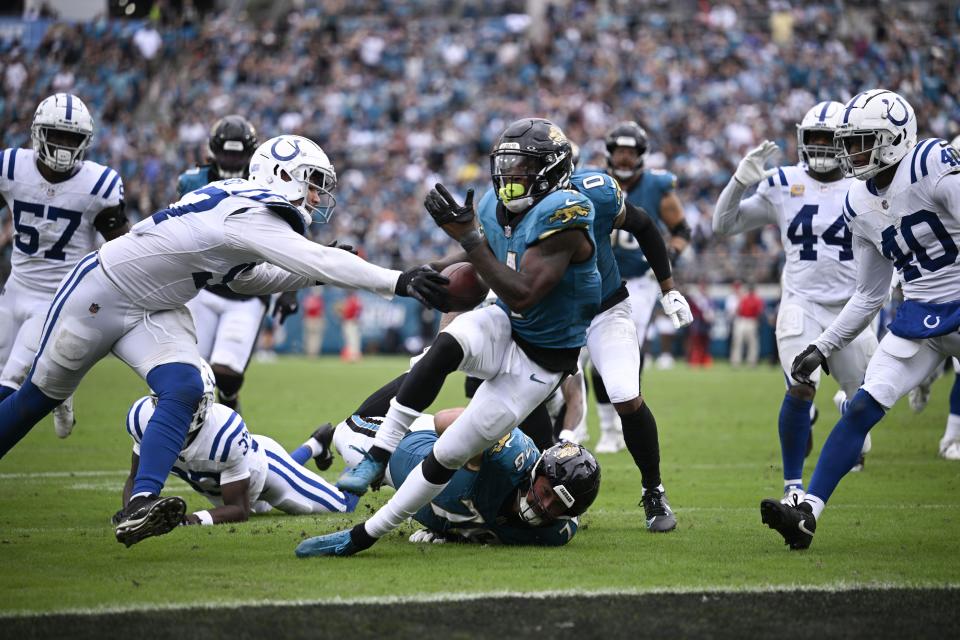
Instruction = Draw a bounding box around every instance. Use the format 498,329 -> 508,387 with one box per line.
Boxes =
185,289 -> 220,362
289,423 -> 336,470
827,327 -> 879,471
337,305 -> 508,494
0,255 -> 115,457
589,298 -> 675,531
774,300 -> 822,503
112,306 -> 205,545
807,335 -> 944,505
258,435 -> 358,514
306,346 -> 561,556
207,296 -> 267,412
939,359 -> 960,460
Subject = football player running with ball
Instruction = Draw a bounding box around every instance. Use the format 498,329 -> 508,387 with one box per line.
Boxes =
713,102 -> 877,507
297,118 -> 602,557
762,89 -> 960,549
0,94 -> 129,438
0,134 -> 448,546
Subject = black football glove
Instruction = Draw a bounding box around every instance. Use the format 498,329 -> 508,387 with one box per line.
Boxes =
395,265 -> 451,312
327,240 -> 359,256
272,290 -> 300,325
791,344 -> 830,386
425,184 -> 475,227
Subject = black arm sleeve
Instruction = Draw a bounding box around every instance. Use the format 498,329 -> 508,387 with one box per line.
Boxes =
618,201 -> 672,282
93,203 -> 129,237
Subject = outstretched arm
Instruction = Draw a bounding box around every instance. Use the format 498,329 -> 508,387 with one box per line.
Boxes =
183,478 -> 252,525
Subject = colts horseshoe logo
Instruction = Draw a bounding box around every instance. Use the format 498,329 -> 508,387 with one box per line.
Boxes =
882,97 -> 909,126
923,315 -> 941,329
270,138 -> 302,161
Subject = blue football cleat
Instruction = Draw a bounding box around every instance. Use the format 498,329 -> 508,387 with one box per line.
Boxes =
336,450 -> 386,495
296,529 -> 361,558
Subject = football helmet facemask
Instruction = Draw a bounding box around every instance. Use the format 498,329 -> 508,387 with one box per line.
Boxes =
490,118 -> 573,214
796,101 -> 844,174
834,89 -> 917,180
31,93 -> 94,174
208,115 -> 258,179
604,120 -> 648,181
248,135 -> 338,227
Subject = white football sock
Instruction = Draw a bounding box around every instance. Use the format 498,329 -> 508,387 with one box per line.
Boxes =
302,437 -> 323,458
373,398 -> 420,454
803,494 -> 825,520
944,414 -> 960,442
364,462 -> 448,538
597,403 -> 622,434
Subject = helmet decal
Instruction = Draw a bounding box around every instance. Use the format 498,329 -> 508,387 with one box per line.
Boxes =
271,137 -> 302,162
883,97 -> 909,126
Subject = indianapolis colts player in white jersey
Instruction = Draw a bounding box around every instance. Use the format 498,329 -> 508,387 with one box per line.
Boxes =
0,94 -> 128,438
714,101 -> 876,506
762,89 -> 960,550
118,363 -> 357,527
0,134 -> 449,547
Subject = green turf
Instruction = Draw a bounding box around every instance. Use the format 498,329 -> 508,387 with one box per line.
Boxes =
1,356 -> 958,615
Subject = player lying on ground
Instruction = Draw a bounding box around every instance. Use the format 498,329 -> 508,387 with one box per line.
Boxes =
762,89 -> 960,549
713,101 -> 876,507
0,134 -> 448,547
115,362 -> 355,526
324,402 -> 599,547
0,93 -> 129,439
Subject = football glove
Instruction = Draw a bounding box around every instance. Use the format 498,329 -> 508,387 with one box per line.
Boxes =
272,290 -> 299,325
327,239 -> 359,256
791,344 -> 830,385
395,265 -> 451,312
425,184 -> 475,227
660,289 -> 693,329
409,529 -> 447,544
734,140 -> 779,187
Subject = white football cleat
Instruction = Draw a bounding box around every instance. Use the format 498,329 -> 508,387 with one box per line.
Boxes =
595,432 -> 626,454
53,396 -> 76,439
939,437 -> 960,461
780,486 -> 806,507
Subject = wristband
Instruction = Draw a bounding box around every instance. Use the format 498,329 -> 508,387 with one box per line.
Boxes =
459,229 -> 484,253
194,510 -> 214,526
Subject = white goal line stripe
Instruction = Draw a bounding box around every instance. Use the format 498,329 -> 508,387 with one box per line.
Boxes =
2,582 -> 958,619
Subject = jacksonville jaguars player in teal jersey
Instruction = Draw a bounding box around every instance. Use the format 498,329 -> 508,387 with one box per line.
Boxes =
176,115 -> 298,413
297,118 -> 603,557
329,401 -> 598,547
569,167 -> 692,531
584,121 -> 693,453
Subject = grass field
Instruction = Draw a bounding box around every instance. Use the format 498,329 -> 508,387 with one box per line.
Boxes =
1,355 -> 958,635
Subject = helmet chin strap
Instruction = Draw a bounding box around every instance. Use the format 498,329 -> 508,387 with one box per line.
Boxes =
504,196 -> 534,213
518,490 -> 545,526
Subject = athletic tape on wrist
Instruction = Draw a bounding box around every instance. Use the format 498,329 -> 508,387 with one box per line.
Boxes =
194,510 -> 214,526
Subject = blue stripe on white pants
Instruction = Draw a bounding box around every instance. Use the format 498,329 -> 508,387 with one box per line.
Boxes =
266,463 -> 344,513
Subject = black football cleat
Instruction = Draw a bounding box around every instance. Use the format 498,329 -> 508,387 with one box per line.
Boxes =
115,495 -> 187,548
311,423 -> 335,471
640,488 -> 677,533
760,498 -> 816,550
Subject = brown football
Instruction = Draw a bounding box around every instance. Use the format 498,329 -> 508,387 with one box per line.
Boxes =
441,262 -> 490,311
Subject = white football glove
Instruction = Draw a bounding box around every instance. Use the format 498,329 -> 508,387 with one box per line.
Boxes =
733,140 -> 779,187
409,529 -> 447,544
660,290 -> 693,329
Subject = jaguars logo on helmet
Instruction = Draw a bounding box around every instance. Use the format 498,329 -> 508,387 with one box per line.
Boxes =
534,442 -> 601,517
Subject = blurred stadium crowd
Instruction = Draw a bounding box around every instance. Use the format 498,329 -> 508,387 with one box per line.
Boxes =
1,0 -> 959,287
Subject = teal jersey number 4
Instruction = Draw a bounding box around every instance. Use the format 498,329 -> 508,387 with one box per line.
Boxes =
476,188 -> 601,350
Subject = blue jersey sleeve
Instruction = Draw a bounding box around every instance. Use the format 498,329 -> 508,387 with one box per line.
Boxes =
651,168 -> 678,193
571,170 -> 625,229
528,189 -> 594,245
